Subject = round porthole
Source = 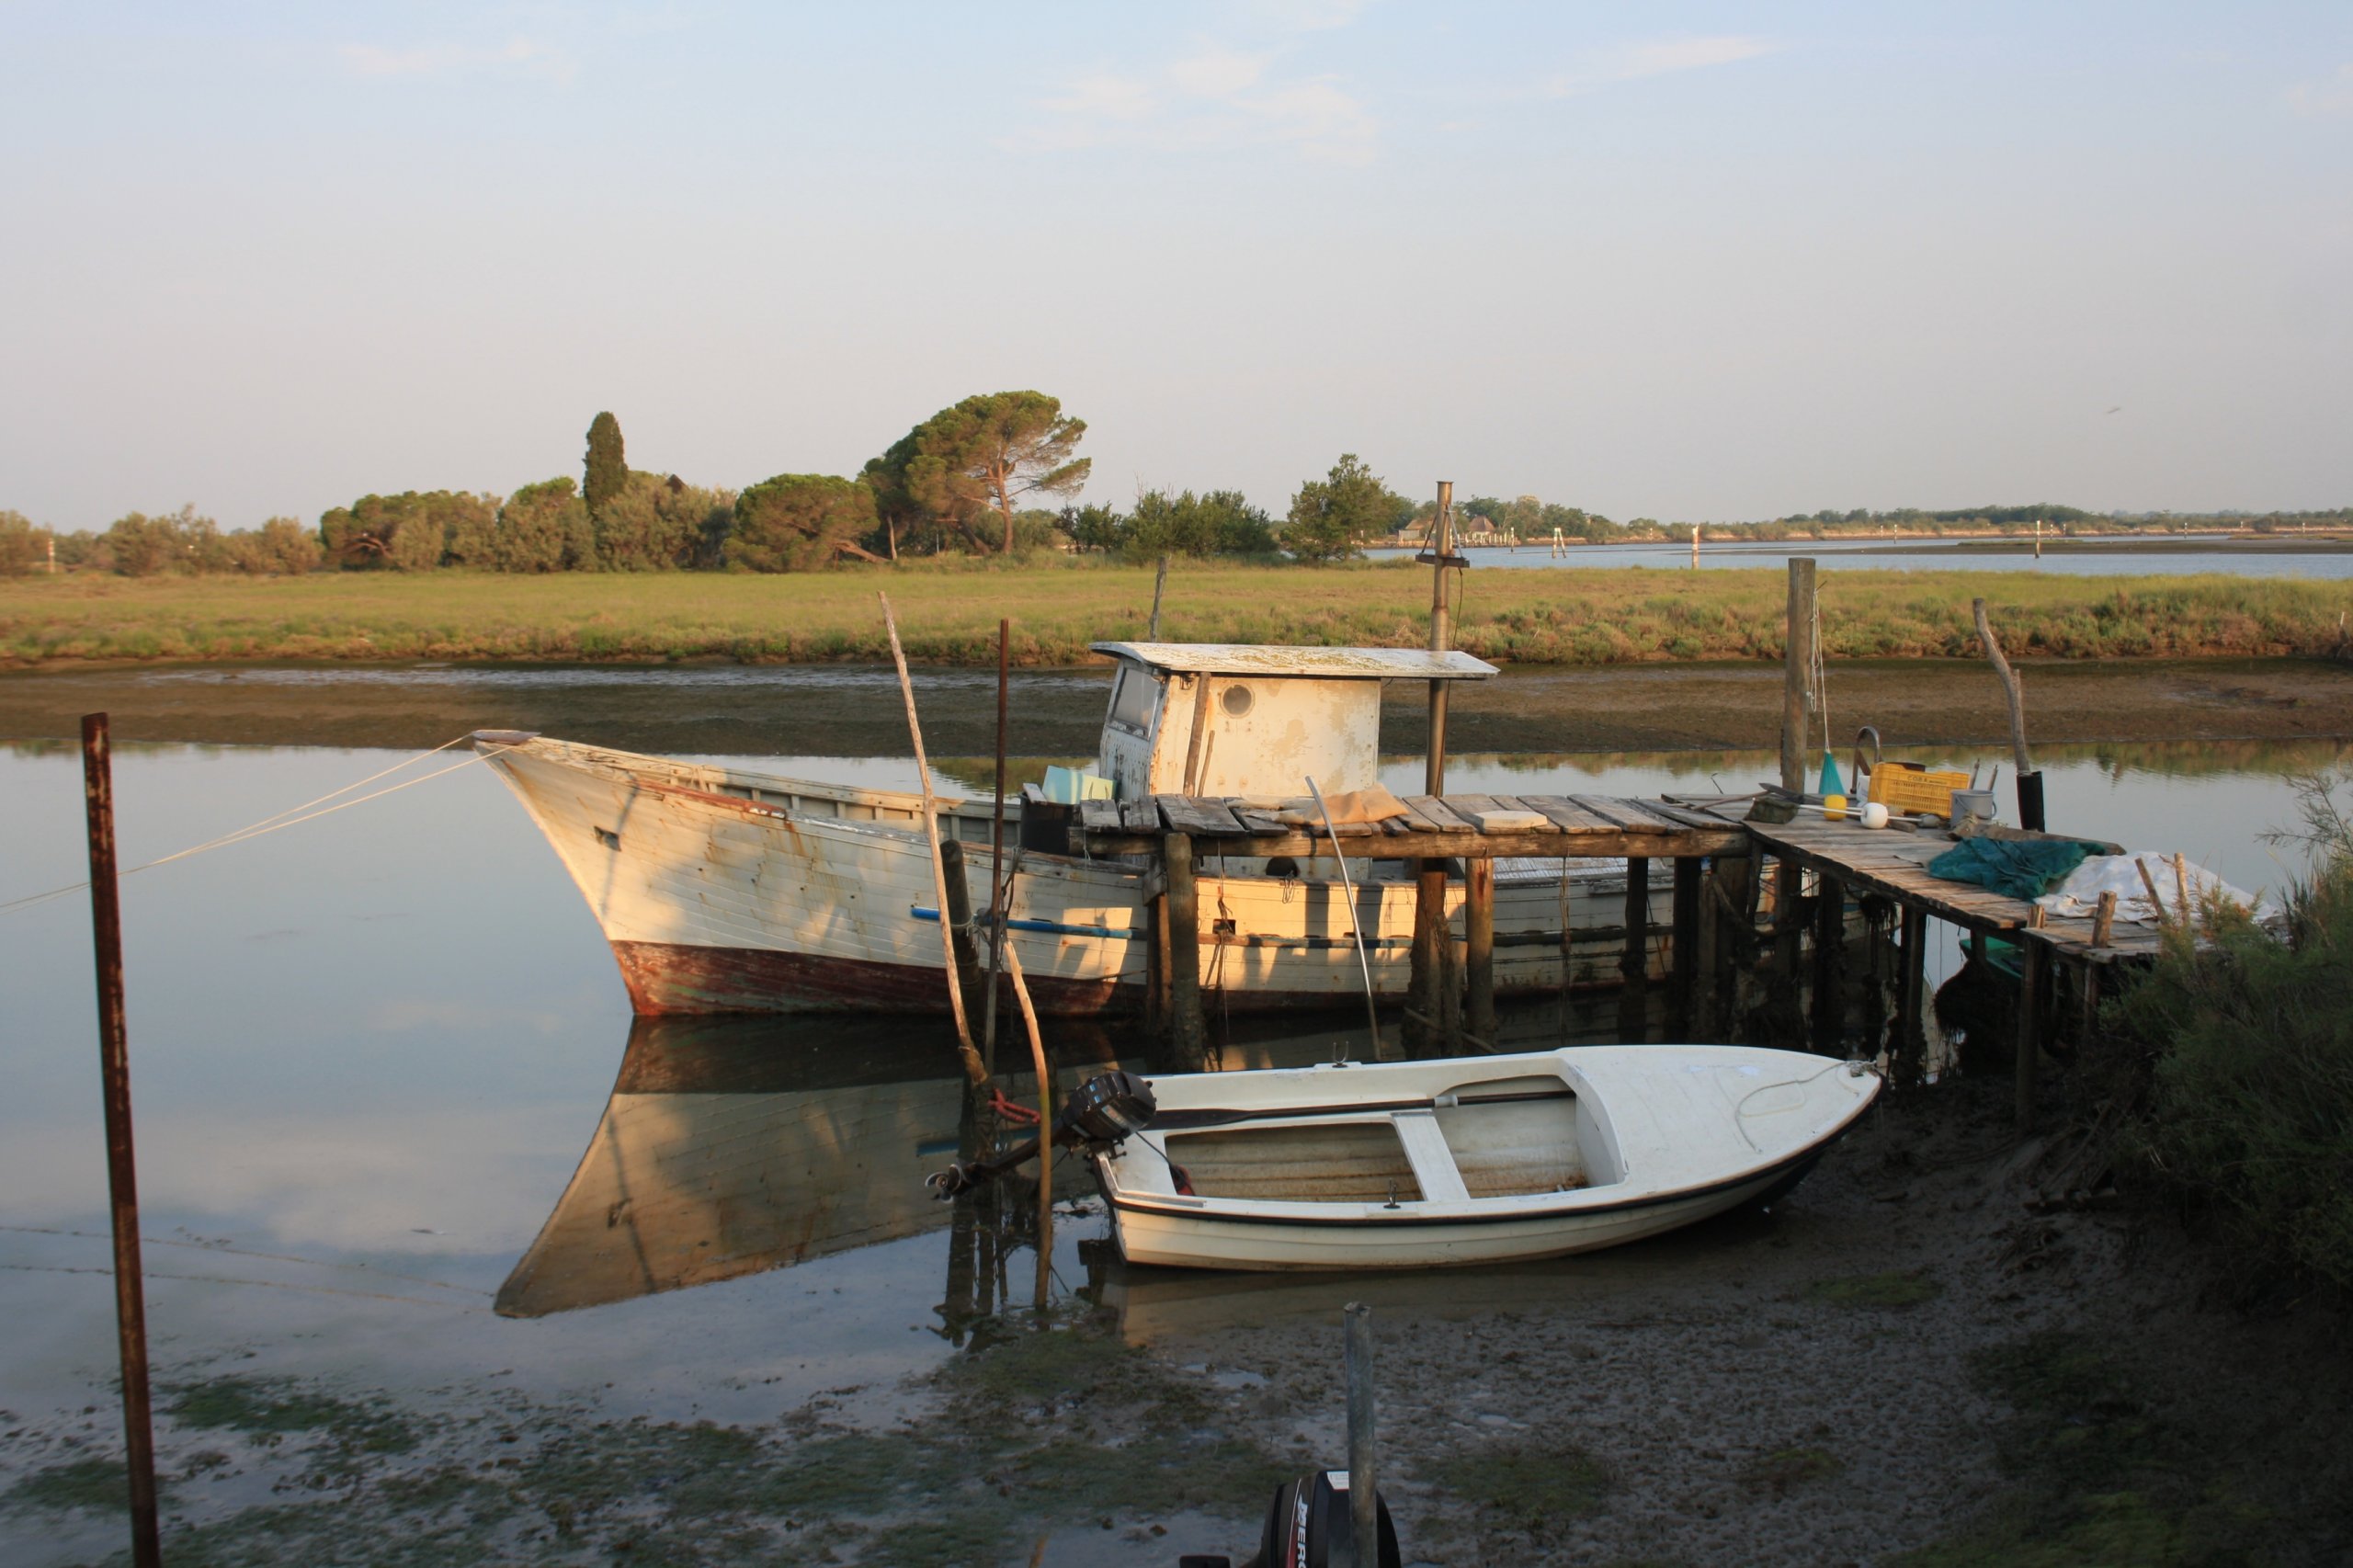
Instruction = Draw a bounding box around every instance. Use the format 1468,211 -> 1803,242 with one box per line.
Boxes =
1221,683 -> 1255,718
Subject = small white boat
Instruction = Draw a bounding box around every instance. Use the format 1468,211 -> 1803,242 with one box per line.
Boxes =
1089,1045 -> 1880,1271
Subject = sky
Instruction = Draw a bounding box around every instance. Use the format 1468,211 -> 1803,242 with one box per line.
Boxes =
2,1 -> 2347,531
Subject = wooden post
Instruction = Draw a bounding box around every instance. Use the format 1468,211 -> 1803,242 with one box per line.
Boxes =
1972,597 -> 2042,831
940,839 -> 978,972
1408,482 -> 1457,1053
1896,905 -> 1927,1084
81,714 -> 163,1568
2015,937 -> 2044,1136
995,930 -> 1055,1317
1343,1302 -> 1379,1568
1148,554 -> 1169,639
984,619 -> 1010,1073
2091,889 -> 2117,948
1146,890 -> 1171,1044
1620,858 -> 1651,983
1812,873 -> 1845,1055
1165,833 -> 1206,1065
1692,859 -> 1721,1040
1465,858 -> 1496,1047
1781,559 -> 1818,792
881,594 -> 986,1086
1671,857 -> 1702,1036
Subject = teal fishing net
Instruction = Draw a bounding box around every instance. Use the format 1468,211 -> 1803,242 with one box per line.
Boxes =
1926,837 -> 2091,902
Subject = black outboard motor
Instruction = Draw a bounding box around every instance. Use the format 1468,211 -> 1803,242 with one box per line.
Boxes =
1178,1471 -> 1402,1568
926,1071 -> 1157,1197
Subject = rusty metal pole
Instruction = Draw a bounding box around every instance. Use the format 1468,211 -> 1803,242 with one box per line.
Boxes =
1409,483 -> 1457,1052
82,713 -> 163,1568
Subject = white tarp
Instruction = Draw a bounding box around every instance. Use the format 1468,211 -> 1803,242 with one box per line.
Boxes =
2034,852 -> 2266,925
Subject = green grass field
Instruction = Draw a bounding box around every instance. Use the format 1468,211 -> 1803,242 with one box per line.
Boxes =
5,557 -> 2348,667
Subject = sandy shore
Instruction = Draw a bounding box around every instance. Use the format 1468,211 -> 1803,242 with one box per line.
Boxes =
3,656 -> 2349,756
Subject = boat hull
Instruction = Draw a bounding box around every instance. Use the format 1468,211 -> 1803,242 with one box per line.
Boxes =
1095,1045 -> 1880,1272
480,734 -> 1674,1017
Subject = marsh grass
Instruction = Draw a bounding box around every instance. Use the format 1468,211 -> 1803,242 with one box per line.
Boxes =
5,561 -> 2348,667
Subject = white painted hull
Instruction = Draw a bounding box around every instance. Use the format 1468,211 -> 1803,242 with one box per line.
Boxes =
1096,1046 -> 1880,1271
477,734 -> 1673,1016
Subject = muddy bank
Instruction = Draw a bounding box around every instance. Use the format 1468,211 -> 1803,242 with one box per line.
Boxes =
6,1079 -> 2344,1565
3,657 -> 2348,756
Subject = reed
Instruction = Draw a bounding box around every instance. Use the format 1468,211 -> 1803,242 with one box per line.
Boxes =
5,559 -> 2349,668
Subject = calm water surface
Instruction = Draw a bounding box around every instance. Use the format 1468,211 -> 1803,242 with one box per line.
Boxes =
0,733 -> 2342,1538
1369,535 -> 2353,578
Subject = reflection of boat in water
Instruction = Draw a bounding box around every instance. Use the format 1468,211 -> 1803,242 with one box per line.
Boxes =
477,642 -> 1669,1017
1089,1047 -> 1880,1272
497,1015 -> 989,1317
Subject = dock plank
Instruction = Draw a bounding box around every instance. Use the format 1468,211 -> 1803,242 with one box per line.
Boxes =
1569,795 -> 1679,835
1410,796 -> 1479,834
1521,796 -> 1628,835
1157,795 -> 1246,837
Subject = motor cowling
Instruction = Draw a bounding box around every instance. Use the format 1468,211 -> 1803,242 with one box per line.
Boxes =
1057,1070 -> 1156,1145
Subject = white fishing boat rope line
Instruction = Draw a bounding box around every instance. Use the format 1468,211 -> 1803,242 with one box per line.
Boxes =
1082,1045 -> 1882,1272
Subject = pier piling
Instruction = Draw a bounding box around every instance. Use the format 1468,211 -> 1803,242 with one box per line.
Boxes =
1164,832 -> 1207,1066
1464,858 -> 1496,1048
81,713 -> 163,1568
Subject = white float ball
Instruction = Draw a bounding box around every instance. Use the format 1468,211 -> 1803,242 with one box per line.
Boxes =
1860,802 -> 1892,829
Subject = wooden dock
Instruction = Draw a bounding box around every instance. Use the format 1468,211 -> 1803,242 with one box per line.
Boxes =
1077,790 -> 2173,1138
1073,792 -> 1746,859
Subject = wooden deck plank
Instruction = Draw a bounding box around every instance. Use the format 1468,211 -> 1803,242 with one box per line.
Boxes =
1157,795 -> 1246,837
1521,796 -> 1622,835
1120,799 -> 1158,834
1569,794 -> 1679,835
1077,799 -> 1123,835
1409,796 -> 1479,834
1491,795 -> 1567,833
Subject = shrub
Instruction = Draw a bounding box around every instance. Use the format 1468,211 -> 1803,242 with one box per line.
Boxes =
730,473 -> 876,572
2112,772 -> 2353,1293
495,478 -> 594,573
230,517 -> 324,575
0,509 -> 50,574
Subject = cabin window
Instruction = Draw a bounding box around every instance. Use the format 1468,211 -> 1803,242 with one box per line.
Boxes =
1221,683 -> 1256,718
1108,666 -> 1160,734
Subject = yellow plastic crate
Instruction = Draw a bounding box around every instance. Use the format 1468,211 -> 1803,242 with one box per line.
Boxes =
1868,764 -> 1973,819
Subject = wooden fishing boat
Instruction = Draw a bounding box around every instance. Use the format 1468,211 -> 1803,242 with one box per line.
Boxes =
474,642 -> 1673,1016
1088,1045 -> 1880,1271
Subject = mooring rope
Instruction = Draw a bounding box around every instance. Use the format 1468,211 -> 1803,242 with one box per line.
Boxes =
0,734 -> 515,918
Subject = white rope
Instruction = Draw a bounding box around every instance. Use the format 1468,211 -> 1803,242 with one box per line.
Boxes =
0,734 -> 513,917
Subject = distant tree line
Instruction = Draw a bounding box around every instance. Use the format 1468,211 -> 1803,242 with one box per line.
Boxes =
7,409 -> 2347,578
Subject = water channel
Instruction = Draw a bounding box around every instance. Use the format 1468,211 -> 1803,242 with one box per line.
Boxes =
0,722 -> 2343,1562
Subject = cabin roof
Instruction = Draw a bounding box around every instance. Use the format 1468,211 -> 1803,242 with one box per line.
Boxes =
1091,642 -> 1498,681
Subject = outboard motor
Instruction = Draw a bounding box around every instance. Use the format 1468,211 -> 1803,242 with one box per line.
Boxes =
1177,1471 -> 1402,1568
926,1071 -> 1157,1197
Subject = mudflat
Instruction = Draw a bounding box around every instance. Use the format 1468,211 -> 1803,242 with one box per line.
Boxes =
3,656 -> 2348,756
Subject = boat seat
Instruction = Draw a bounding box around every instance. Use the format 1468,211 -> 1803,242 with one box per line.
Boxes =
1389,1109 -> 1470,1203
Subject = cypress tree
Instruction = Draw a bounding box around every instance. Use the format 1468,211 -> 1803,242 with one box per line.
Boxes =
584,411 -> 626,521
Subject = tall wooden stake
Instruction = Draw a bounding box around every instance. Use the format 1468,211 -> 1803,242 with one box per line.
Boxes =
1409,482 -> 1458,1051
881,595 -> 986,1086
984,619 -> 1010,1073
1147,555 -> 1169,640
82,713 -> 163,1568
997,911 -> 1055,1316
1781,558 -> 1817,792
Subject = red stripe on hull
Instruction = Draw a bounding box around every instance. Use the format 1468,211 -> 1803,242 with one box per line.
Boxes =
610,940 -> 1131,1017
610,940 -> 1632,1017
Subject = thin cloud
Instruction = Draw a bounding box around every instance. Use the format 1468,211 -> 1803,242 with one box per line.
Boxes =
1547,33 -> 1780,96
2287,62 -> 2353,119
1017,42 -> 1375,165
339,35 -> 577,84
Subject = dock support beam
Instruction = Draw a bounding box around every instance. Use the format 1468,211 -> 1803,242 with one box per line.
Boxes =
1618,857 -> 1651,1040
2015,937 -> 2044,1135
1812,874 -> 1846,1055
1465,858 -> 1495,1049
1895,905 -> 1927,1084
1165,832 -> 1207,1067
1671,857 -> 1702,1037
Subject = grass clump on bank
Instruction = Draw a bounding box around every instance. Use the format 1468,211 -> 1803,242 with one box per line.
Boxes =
4,559 -> 2350,668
